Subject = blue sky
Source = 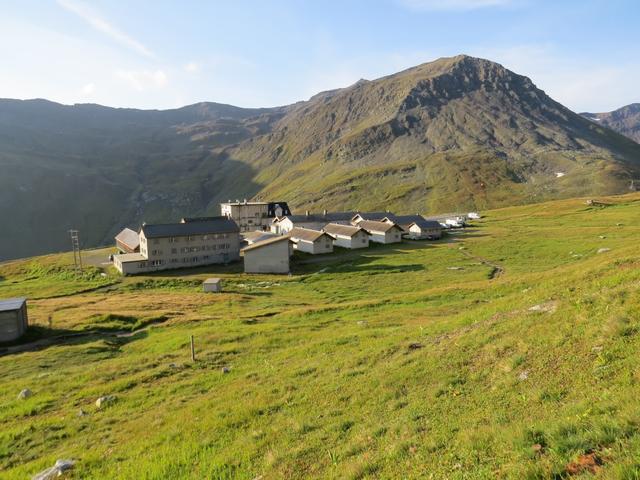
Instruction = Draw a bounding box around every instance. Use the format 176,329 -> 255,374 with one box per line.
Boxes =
0,0 -> 638,112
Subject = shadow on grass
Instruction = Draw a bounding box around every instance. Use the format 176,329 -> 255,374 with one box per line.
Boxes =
0,314 -> 161,356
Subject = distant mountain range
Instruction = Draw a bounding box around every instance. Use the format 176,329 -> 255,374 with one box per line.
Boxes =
1,54 -> 639,261
582,104 -> 640,143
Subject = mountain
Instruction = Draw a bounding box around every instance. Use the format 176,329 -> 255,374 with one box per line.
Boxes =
582,104 -> 640,143
2,55 -> 640,261
0,99 -> 286,260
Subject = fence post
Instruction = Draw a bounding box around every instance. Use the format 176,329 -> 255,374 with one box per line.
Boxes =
190,335 -> 196,362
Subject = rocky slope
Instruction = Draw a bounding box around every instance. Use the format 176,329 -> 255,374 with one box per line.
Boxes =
582,104 -> 640,143
1,55 -> 639,260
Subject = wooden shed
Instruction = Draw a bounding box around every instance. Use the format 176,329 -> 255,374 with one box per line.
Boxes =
0,297 -> 28,342
203,278 -> 222,293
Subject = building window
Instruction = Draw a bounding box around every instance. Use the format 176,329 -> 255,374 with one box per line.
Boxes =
203,235 -> 209,240
169,237 -> 177,243
153,239 -> 159,245
170,258 -> 178,263
171,248 -> 177,254
191,256 -> 198,263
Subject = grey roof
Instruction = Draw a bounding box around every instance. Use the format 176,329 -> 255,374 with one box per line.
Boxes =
357,220 -> 403,233
241,235 -> 291,252
115,228 -> 140,249
114,253 -> 146,263
204,278 -> 221,284
289,227 -> 332,242
0,297 -> 26,312
276,212 -> 357,224
323,223 -> 367,238
141,217 -> 239,238
408,218 -> 442,230
243,231 -> 278,244
354,211 -> 390,220
382,214 -> 421,224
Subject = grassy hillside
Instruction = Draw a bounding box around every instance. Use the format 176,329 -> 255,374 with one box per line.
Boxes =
3,56 -> 640,261
2,193 -> 640,478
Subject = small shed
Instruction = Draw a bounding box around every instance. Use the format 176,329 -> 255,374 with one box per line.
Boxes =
203,278 -> 222,293
0,297 -> 28,342
241,236 -> 291,274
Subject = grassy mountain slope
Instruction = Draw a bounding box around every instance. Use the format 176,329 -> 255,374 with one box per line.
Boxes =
2,193 -> 640,478
583,103 -> 640,143
2,56 -> 640,261
231,55 -> 640,213
0,99 -> 285,260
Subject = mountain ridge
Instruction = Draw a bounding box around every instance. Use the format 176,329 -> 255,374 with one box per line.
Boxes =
1,55 -> 640,261
582,103 -> 640,143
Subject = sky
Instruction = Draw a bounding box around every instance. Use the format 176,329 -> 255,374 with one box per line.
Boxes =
0,0 -> 638,112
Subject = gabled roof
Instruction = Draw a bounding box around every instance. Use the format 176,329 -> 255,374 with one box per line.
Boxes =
241,235 -> 290,253
243,230 -> 278,244
352,212 -> 390,222
0,297 -> 26,312
323,223 -> 367,238
382,214 -> 421,224
274,212 -> 357,225
382,215 -> 442,230
357,220 -> 402,233
289,227 -> 332,242
115,228 -> 140,249
141,217 -> 239,238
407,219 -> 442,230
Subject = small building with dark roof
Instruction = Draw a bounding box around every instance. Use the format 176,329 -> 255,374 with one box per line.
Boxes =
241,236 -> 292,274
115,228 -> 140,253
323,223 -> 370,249
112,217 -> 240,275
351,212 -> 391,224
289,227 -> 334,255
0,297 -> 28,342
383,215 -> 442,240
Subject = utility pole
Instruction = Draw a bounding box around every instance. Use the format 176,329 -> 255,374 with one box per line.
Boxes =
69,229 -> 83,274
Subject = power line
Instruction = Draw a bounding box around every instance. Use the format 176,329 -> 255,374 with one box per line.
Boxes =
69,229 -> 83,274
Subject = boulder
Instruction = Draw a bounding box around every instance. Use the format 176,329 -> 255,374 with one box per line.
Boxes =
221,366 -> 231,374
95,395 -> 116,408
597,248 -> 611,254
18,388 -> 32,400
32,459 -> 75,480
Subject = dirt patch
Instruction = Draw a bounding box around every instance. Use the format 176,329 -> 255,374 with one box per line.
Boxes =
565,452 -> 602,476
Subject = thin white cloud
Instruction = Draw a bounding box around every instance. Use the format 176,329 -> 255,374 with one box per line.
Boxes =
80,82 -> 95,95
115,69 -> 168,91
400,0 -> 512,11
469,44 -> 640,112
184,61 -> 201,74
56,0 -> 155,58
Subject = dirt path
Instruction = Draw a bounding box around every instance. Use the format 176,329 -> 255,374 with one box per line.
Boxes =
458,248 -> 505,279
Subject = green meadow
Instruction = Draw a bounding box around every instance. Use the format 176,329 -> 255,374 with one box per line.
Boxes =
1,193 -> 640,478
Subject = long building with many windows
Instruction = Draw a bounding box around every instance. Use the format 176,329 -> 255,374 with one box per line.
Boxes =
112,217 -> 240,275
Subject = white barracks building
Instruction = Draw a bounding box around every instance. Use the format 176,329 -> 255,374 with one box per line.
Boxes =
220,200 -> 290,232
